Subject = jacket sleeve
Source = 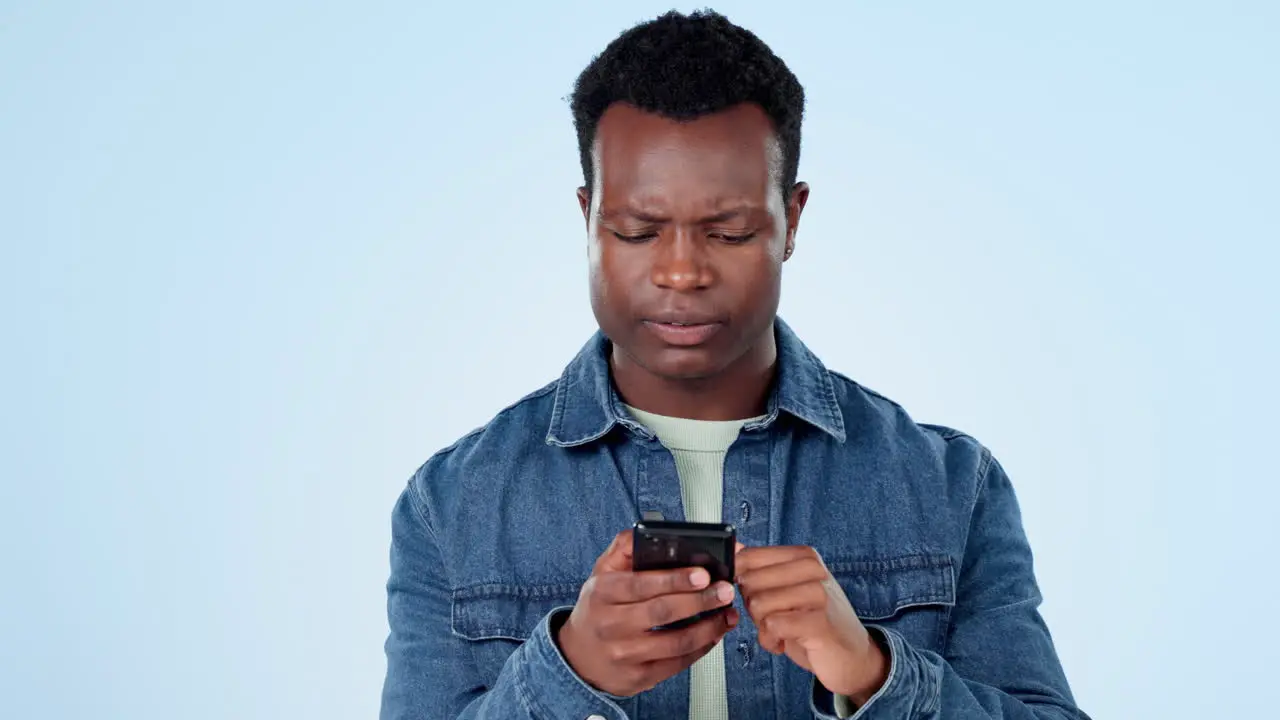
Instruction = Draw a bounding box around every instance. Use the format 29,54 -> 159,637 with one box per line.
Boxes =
379,481 -> 629,720
813,452 -> 1090,719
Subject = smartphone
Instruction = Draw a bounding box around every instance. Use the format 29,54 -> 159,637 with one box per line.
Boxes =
632,520 -> 736,631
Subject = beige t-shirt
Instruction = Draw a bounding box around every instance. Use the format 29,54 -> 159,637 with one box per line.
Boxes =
625,405 -> 858,719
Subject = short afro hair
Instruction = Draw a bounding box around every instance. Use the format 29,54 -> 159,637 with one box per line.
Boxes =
570,9 -> 806,202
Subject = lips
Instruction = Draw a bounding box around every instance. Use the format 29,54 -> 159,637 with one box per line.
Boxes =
642,318 -> 723,346
647,309 -> 721,325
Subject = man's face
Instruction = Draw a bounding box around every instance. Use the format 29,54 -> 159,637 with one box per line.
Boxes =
578,102 -> 808,382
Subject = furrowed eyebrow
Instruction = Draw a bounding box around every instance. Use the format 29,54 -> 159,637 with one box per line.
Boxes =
624,209 -> 670,223
599,206 -> 758,224
696,208 -> 753,224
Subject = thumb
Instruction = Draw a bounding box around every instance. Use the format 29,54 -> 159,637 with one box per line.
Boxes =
594,529 -> 635,574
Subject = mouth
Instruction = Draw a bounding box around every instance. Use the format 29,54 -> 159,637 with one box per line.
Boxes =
642,319 -> 723,347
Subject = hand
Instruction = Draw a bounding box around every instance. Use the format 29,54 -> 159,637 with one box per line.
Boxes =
736,544 -> 888,705
556,530 -> 740,697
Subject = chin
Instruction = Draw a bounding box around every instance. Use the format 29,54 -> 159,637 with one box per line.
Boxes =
603,322 -> 736,381
643,347 -> 727,381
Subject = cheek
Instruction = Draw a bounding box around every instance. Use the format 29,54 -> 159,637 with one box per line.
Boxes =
586,240 -> 604,292
730,254 -> 783,302
588,264 -> 614,318
729,263 -> 783,325
597,245 -> 646,290
589,243 -> 642,313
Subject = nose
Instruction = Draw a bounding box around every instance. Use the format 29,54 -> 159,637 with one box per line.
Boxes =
650,228 -> 713,291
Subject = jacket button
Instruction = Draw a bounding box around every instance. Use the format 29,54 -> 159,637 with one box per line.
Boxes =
587,716 -> 606,720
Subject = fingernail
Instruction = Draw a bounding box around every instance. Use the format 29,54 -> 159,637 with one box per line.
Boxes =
689,569 -> 710,588
716,583 -> 735,603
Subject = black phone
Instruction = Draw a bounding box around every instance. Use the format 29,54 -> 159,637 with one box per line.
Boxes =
632,520 -> 736,631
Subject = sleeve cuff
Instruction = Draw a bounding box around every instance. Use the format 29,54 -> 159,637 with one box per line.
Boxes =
809,626 -> 940,719
516,606 -> 629,719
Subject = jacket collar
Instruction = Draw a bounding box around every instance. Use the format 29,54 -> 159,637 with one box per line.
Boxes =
546,317 -> 846,447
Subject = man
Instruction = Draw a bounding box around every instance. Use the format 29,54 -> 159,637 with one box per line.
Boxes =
381,9 -> 1086,720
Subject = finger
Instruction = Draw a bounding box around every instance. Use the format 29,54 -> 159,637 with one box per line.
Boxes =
594,530 -> 635,574
736,556 -> 828,595
592,566 -> 713,604
743,581 -> 827,621
625,582 -> 735,632
640,635 -> 721,687
627,566 -> 715,602
759,608 -> 826,642
757,624 -> 784,654
735,545 -> 823,574
644,650 -> 714,685
629,606 -> 739,663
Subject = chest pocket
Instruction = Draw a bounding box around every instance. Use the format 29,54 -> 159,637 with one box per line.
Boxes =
827,554 -> 956,652
451,582 -> 583,681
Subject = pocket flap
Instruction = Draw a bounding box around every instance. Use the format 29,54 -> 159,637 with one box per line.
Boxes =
828,554 -> 956,620
451,583 -> 581,642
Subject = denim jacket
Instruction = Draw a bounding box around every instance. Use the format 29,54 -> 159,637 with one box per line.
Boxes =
381,319 -> 1086,719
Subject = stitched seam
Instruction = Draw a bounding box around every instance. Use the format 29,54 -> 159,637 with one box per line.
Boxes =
819,369 -> 845,436
849,626 -> 898,719
454,583 -> 584,600
405,473 -> 438,537
546,370 -> 621,446
512,656 -> 540,718
451,587 -> 583,640
827,370 -> 908,414
917,422 -> 971,442
955,592 -> 1043,618
539,612 -> 629,719
927,654 -> 943,715
550,423 -> 617,448
454,628 -> 531,641
403,472 -> 469,617
547,375 -> 568,443
451,605 -> 579,641
826,553 -> 952,573
830,556 -> 957,621
521,647 -> 572,720
434,380 -> 559,457
972,447 -> 996,518
853,597 -> 955,620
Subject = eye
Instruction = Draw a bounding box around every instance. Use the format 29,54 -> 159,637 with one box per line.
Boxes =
712,232 -> 756,244
612,231 -> 657,243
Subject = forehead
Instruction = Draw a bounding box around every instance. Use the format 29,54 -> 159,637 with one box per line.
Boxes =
592,103 -> 781,203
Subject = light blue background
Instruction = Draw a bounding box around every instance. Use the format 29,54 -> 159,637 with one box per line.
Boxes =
3,2 -> 1276,718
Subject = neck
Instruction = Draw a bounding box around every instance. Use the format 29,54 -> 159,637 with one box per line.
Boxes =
610,330 -> 777,421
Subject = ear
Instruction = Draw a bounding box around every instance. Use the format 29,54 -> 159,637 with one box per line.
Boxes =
784,181 -> 810,261
576,186 -> 592,229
